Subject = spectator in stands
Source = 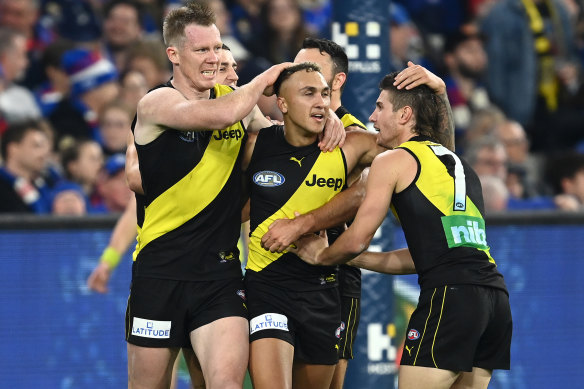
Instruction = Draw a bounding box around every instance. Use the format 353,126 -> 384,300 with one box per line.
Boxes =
462,105 -> 506,150
102,0 -> 144,72
0,0 -> 55,89
98,100 -> 133,156
43,0 -> 101,48
480,0 -> 579,151
48,48 -> 119,144
546,152 -> 584,211
442,25 -> 491,149
465,136 -> 507,181
479,174 -> 509,212
467,135 -> 556,210
252,0 -> 311,64
494,119 -> 543,199
50,180 -> 87,215
60,138 -> 105,212
118,69 -> 148,110
34,39 -> 75,117
230,0 -> 267,52
389,3 -> 426,73
205,0 -> 250,63
126,40 -> 170,89
96,153 -> 132,213
0,120 -> 52,213
0,27 -> 42,129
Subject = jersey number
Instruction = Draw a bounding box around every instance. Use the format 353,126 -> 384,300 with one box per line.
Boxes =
429,145 -> 466,211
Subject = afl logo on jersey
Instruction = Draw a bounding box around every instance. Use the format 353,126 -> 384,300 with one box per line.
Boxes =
407,329 -> 420,340
179,131 -> 197,142
253,171 -> 285,187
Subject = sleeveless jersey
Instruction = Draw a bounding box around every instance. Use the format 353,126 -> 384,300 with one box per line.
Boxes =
335,105 -> 367,130
335,105 -> 367,297
246,125 -> 347,291
131,81 -> 247,281
393,136 -> 507,292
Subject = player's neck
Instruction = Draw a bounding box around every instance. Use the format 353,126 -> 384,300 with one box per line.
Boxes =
171,73 -> 212,101
330,93 -> 342,112
283,120 -> 318,147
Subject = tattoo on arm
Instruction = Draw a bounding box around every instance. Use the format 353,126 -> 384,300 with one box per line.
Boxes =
437,93 -> 455,152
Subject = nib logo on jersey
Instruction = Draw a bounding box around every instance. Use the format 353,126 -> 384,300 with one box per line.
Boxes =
366,322 -> 397,375
441,215 -> 489,250
131,317 -> 171,339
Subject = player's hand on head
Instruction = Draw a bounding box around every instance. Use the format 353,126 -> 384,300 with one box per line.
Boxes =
393,61 -> 446,95
319,109 -> 346,152
261,62 -> 294,96
288,230 -> 329,265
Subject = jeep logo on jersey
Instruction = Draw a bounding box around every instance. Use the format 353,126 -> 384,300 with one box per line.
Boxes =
305,174 -> 343,191
213,128 -> 242,141
441,215 -> 489,250
253,171 -> 285,187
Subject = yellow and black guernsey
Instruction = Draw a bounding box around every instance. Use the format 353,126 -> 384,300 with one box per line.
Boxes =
246,125 -> 347,291
334,105 -> 367,298
393,136 -> 507,293
335,106 -> 367,130
131,82 -> 246,281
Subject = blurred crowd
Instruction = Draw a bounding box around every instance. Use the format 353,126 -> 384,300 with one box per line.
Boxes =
1,0 -> 584,216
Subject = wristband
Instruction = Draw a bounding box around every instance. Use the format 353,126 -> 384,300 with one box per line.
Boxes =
100,247 -> 122,269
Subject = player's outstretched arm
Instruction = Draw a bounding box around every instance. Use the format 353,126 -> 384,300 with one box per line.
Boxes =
261,170 -> 368,253
393,61 -> 455,151
348,248 -> 416,275
87,196 -> 138,293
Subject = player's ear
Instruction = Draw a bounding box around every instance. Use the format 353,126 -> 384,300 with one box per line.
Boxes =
277,96 -> 288,114
166,46 -> 179,65
400,106 -> 413,124
332,72 -> 346,92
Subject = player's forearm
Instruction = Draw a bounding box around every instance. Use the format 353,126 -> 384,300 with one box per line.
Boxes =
108,197 -> 138,255
296,180 -> 365,234
348,248 -> 416,275
317,228 -> 371,266
436,92 -> 455,152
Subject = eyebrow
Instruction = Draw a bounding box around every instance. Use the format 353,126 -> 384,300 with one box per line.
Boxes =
299,86 -> 330,92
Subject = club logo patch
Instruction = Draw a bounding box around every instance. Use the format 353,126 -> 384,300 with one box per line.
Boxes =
407,329 -> 420,340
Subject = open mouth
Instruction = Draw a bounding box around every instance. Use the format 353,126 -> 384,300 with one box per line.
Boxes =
202,70 -> 216,77
311,113 -> 325,122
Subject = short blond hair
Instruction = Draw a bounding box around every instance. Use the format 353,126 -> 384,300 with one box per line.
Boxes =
162,1 -> 216,48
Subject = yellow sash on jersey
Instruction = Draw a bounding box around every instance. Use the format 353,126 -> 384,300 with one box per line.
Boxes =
134,84 -> 243,259
247,148 -> 345,271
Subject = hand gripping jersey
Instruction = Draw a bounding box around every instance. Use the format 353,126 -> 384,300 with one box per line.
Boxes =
393,136 -> 507,293
247,125 -> 347,291
131,82 -> 247,281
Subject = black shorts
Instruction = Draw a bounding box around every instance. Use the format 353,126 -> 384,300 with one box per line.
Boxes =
125,277 -> 248,348
245,279 -> 341,365
401,284 -> 512,372
337,296 -> 360,360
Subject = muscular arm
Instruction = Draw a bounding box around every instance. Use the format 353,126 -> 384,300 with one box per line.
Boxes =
125,132 -> 143,194
292,149 -> 415,265
135,63 -> 291,144
261,171 -> 367,252
347,248 -> 416,275
393,61 -> 455,152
